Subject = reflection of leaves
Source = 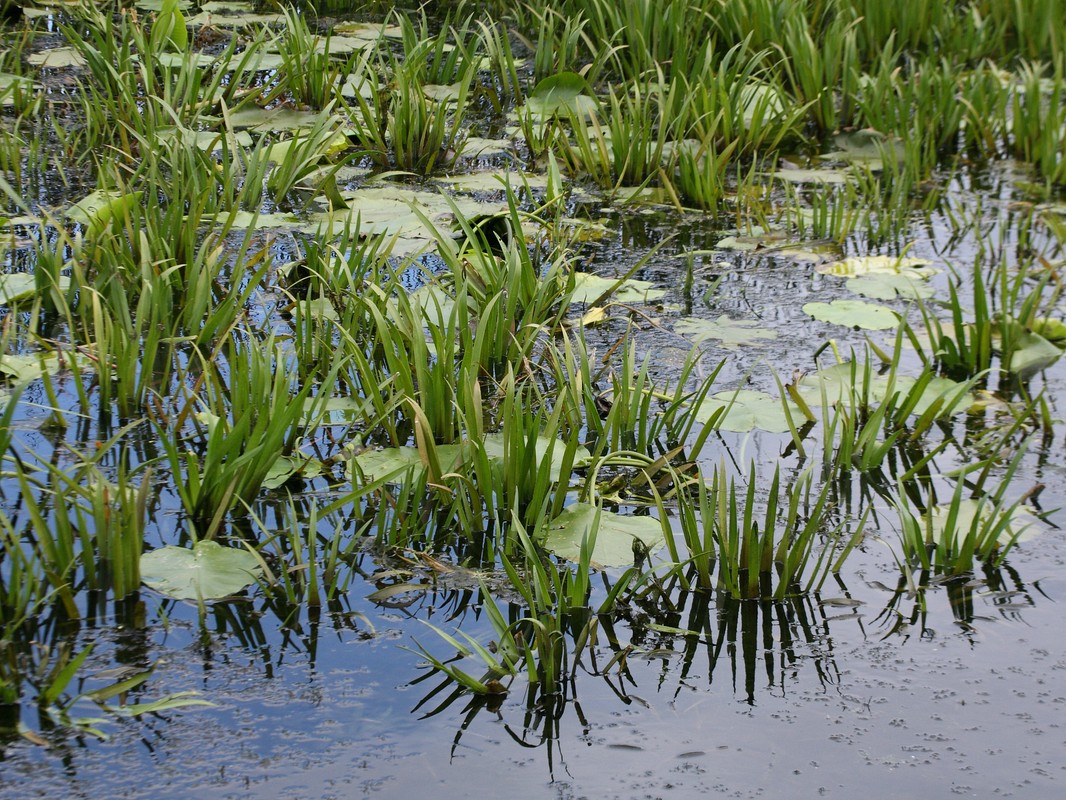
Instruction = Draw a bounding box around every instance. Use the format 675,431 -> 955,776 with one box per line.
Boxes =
692,389 -> 801,433
140,542 -> 262,601
674,315 -> 777,349
803,299 -> 899,329
541,503 -> 664,567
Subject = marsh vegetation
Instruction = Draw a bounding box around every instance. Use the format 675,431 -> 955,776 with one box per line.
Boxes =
0,1 -> 1064,796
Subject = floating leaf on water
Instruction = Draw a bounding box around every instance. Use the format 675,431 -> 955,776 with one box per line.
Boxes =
803,299 -> 899,329
27,47 -> 88,68
540,502 -> 664,567
571,273 -> 666,304
186,11 -> 284,26
1005,329 -> 1062,377
1031,317 -> 1066,347
66,190 -> 143,233
691,389 -> 800,433
771,167 -> 850,184
155,51 -> 219,69
826,129 -> 904,169
331,21 -> 404,40
674,315 -> 777,349
480,433 -> 591,482
140,541 -> 262,601
262,454 -> 323,489
436,170 -> 545,193
225,107 -> 325,132
348,444 -> 464,482
926,499 -> 1045,546
715,227 -> 795,252
1,274 -> 37,305
454,137 -> 515,159
845,272 -> 935,301
525,72 -> 598,118
796,362 -> 974,416
816,255 -> 935,277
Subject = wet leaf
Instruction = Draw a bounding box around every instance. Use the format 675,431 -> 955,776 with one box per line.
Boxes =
140,541 -> 262,601
827,129 -> 904,169
691,389 -> 800,433
846,272 -> 934,300
262,454 -> 323,489
66,190 -> 143,234
526,72 -> 597,118
674,315 -> 777,349
771,167 -> 850,184
816,255 -> 934,277
1007,329 -> 1062,377
480,433 -> 591,482
540,503 -> 664,567
571,273 -> 666,304
803,299 -> 899,329
796,362 -> 974,416
27,47 -> 87,68
926,499 -> 1044,546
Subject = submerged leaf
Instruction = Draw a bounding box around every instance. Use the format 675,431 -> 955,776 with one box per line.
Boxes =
140,541 -> 262,600
541,503 -> 664,567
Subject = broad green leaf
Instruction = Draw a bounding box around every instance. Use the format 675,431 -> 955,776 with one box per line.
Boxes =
140,541 -> 262,600
571,273 -> 666,304
348,444 -> 464,482
1032,317 -> 1066,346
66,190 -> 143,234
27,47 -> 87,68
526,72 -> 597,118
540,502 -> 664,567
816,255 -> 934,277
796,362 -> 974,416
1007,330 -> 1062,377
771,167 -> 850,184
436,170 -> 545,193
481,433 -> 591,481
826,129 -> 904,170
845,272 -> 934,300
1,352 -> 71,382
674,315 -> 777,349
803,299 -> 899,329
0,273 -> 71,305
691,389 -> 801,433
926,499 -> 1044,546
151,0 -> 189,52
262,454 -> 323,489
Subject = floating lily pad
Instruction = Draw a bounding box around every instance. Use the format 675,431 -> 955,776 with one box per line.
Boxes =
571,273 -> 666,304
771,167 -> 850,184
262,454 -> 323,489
826,129 -> 904,170
349,445 -> 458,482
816,255 -> 935,277
66,190 -> 143,233
540,502 -> 664,567
1005,329 -> 1062,377
1,274 -> 37,305
140,541 -> 262,601
692,389 -> 801,433
480,433 -> 591,482
27,47 -> 87,68
926,499 -> 1044,546
674,315 -> 777,349
436,170 -> 545,193
525,72 -> 598,118
803,299 -> 899,329
797,362 -> 974,416
845,272 -> 934,300
1031,317 -> 1066,346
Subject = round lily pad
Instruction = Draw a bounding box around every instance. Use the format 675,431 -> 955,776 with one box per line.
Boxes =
802,300 -> 899,330
140,541 -> 262,600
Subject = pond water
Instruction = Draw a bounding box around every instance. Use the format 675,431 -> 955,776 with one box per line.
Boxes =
2,2 -> 1066,798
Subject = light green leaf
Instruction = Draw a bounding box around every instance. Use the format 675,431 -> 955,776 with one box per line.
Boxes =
27,47 -> 87,68
845,272 -> 935,300
541,503 -> 664,567
816,255 -> 934,277
926,499 -> 1044,546
771,167 -> 850,184
1032,317 -> 1066,346
262,454 -> 323,489
140,541 -> 262,601
692,389 -> 801,433
571,273 -> 666,304
796,363 -> 974,416
66,190 -> 143,234
151,0 -> 189,52
674,315 -> 777,349
525,72 -> 598,118
481,433 -> 591,482
1007,330 -> 1062,377
803,299 -> 899,329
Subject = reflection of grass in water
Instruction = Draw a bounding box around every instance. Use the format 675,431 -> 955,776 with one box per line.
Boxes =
1,0 -> 1064,748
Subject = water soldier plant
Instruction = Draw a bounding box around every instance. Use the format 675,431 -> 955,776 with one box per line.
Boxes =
0,0 -> 1062,769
